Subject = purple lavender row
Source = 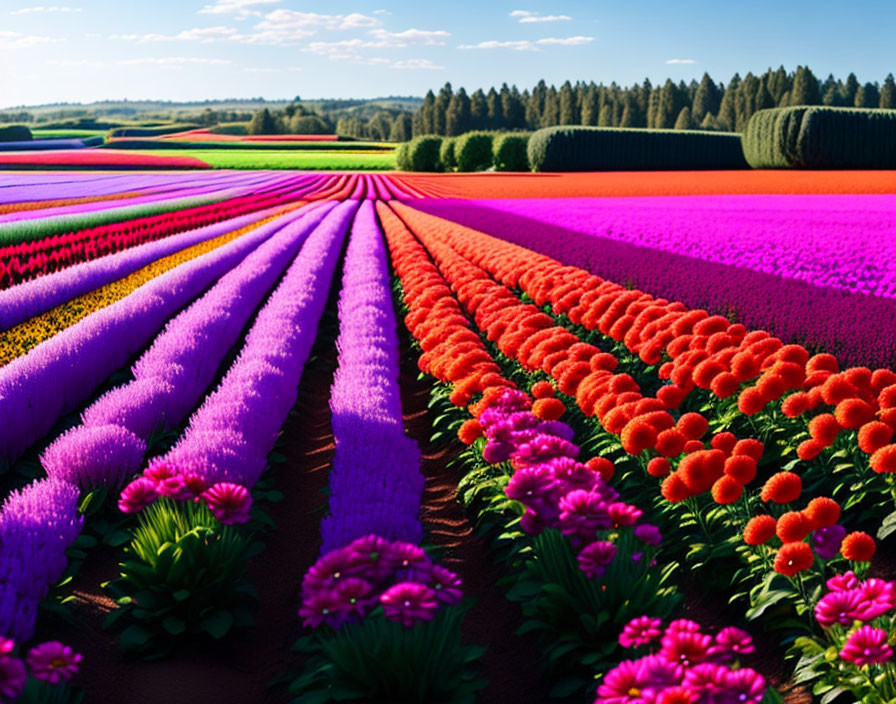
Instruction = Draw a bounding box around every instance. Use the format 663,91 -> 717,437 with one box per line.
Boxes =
39,201 -> 336,490
147,200 -> 357,489
0,478 -> 82,641
0,200 -> 315,332
0,208 -> 295,464
319,201 -> 423,553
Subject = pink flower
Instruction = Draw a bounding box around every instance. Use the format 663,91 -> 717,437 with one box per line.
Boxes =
381,541 -> 428,574
854,579 -> 896,622
505,465 -> 556,503
0,639 -> 13,656
299,587 -> 345,629
201,482 -> 252,524
619,616 -> 664,649
681,662 -> 727,698
656,686 -> 698,704
577,540 -> 617,579
26,641 -> 82,684
659,630 -> 712,667
428,565 -> 463,606
181,473 -> 209,500
708,626 -> 754,661
511,433 -> 579,468
595,658 -> 650,704
634,523 -> 663,546
520,509 -> 548,535
722,667 -> 767,703
558,490 -> 611,541
0,655 -> 26,701
380,582 -> 439,628
156,474 -> 193,501
143,459 -> 180,484
118,477 -> 159,513
345,534 -> 396,581
608,502 -> 643,528
333,578 -> 375,624
840,626 -> 893,666
815,589 -> 865,628
827,571 -> 860,592
665,619 -> 702,635
636,654 -> 683,692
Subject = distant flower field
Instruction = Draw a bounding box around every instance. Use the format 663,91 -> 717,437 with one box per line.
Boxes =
0,168 -> 894,704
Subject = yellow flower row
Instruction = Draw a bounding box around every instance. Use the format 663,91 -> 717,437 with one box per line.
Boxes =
0,202 -> 306,368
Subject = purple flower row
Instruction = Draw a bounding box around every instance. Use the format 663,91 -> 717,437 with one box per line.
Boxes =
136,199 -> 356,491
0,204 -> 289,464
319,200 -> 424,553
40,201 -> 334,492
598,616 -> 767,704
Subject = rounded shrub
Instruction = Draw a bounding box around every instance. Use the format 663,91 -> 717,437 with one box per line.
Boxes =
405,135 -> 443,172
439,138 -> 457,171
455,132 -> 494,172
493,133 -> 530,171
395,141 -> 412,171
0,125 -> 32,142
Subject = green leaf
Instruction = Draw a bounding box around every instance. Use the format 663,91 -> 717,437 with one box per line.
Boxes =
119,624 -> 152,653
162,616 -> 186,635
201,610 -> 234,639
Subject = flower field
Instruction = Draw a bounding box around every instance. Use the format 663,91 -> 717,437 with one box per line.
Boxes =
1,168 -> 895,704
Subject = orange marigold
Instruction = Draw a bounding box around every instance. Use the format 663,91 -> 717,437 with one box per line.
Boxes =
586,456 -> 615,481
834,398 -> 875,430
530,380 -> 556,399
781,392 -> 811,418
871,369 -> 896,393
730,353 -> 761,382
693,360 -> 726,389
710,372 -> 740,399
589,352 -> 618,372
760,472 -> 802,504
737,387 -> 767,416
711,432 -> 738,455
776,511 -> 811,543
806,353 -> 839,375
858,423 -> 894,455
532,397 -> 566,421
879,385 -> 896,409
457,419 -> 483,445
820,376 -> 859,406
803,497 -> 840,528
808,414 -> 840,447
757,374 -> 787,402
657,385 -> 687,409
841,531 -> 876,562
711,476 -> 742,504
677,413 -> 709,441
661,472 -> 690,502
647,457 -> 672,478
683,439 -> 705,454
621,419 -> 658,455
870,444 -> 896,474
797,439 -> 825,461
744,515 -> 777,545
879,408 -> 896,428
773,542 -> 814,577
724,455 -> 757,484
732,438 -> 764,462
655,429 -> 688,458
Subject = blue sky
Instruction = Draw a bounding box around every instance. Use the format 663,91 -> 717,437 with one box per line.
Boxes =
1,0 -> 894,107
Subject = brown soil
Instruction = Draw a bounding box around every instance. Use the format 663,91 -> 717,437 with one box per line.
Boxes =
397,341 -> 552,704
48,345 -> 338,704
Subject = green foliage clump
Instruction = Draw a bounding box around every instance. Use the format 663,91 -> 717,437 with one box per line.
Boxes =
105,499 -> 255,657
404,135 -> 443,172
492,133 -> 530,171
527,126 -> 746,171
454,131 -> 494,172
0,125 -> 32,142
439,137 -> 457,171
742,106 -> 896,168
108,124 -> 198,138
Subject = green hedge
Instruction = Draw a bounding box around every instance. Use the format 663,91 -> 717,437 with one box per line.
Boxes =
0,125 -> 32,142
108,124 -> 200,138
493,133 -> 530,171
403,135 -> 443,172
439,138 -> 457,171
455,132 -> 494,172
527,126 -> 747,171
742,106 -> 896,168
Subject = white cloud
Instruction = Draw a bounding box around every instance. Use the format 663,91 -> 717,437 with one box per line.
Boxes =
390,58 -> 443,70
242,65 -> 303,73
0,30 -> 56,48
536,35 -> 592,45
199,0 -> 279,18
458,39 -> 539,51
44,58 -> 103,67
510,10 -> 571,23
459,36 -> 592,50
10,5 -> 81,14
368,28 -> 450,46
120,56 -> 233,65
244,10 -> 380,45
372,8 -> 390,14
111,26 -> 242,43
666,58 -> 696,64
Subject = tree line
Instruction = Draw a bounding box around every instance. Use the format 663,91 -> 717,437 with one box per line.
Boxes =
332,66 -> 896,140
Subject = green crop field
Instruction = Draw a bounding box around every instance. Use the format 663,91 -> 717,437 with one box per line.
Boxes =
127,149 -> 397,170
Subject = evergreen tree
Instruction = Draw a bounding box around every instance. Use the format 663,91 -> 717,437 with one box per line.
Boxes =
446,88 -> 472,136
470,89 -> 488,130
768,65 -> 789,104
699,112 -> 718,130
619,101 -> 633,127
856,82 -> 880,108
841,72 -> 859,106
389,113 -> 412,142
692,73 -> 721,124
881,74 -> 896,109
580,83 -> 599,125
791,66 -> 821,105
434,82 -> 453,135
755,75 -> 775,111
366,111 -> 392,141
411,111 -> 424,137
673,106 -> 692,130
716,74 -> 740,131
558,80 -> 577,124
421,90 -> 436,134
501,83 -> 526,128
598,104 -> 612,126
486,87 -> 503,128
821,74 -> 842,106
541,86 -> 559,127
248,108 -> 277,135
